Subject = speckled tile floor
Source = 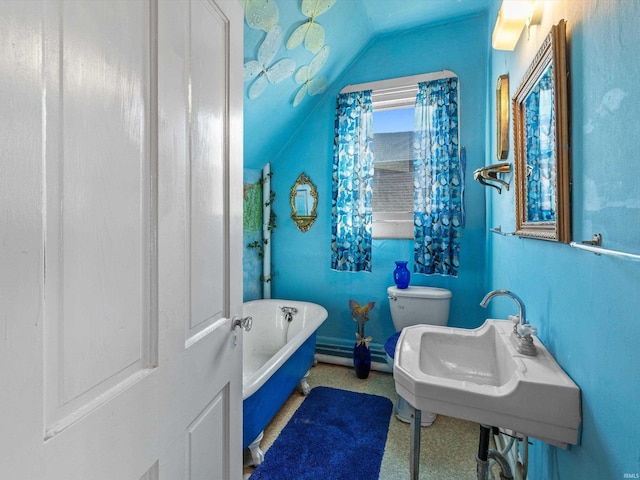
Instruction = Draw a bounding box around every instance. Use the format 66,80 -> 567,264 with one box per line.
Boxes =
243,362 -> 481,479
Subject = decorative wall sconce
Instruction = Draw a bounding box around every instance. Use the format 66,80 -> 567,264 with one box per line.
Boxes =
492,0 -> 538,51
496,74 -> 509,159
473,163 -> 512,194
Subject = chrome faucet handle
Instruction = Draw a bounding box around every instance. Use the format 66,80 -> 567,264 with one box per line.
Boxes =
513,324 -> 538,356
508,315 -> 521,334
516,324 -> 537,338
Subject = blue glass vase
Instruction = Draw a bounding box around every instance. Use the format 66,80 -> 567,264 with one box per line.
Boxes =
393,261 -> 410,289
353,342 -> 371,379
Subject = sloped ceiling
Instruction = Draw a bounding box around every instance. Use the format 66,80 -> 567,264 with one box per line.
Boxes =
243,0 -> 491,169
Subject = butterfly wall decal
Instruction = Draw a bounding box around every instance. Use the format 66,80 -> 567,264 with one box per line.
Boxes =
242,0 -> 279,32
244,26 -> 296,100
286,0 -> 336,53
293,45 -> 330,107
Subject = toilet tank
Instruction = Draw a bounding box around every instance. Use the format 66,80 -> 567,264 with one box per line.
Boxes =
387,286 -> 452,331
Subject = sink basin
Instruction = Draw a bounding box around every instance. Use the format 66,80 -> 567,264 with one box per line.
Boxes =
419,323 -> 517,387
394,320 -> 581,447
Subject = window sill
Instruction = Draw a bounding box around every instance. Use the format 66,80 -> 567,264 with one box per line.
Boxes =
372,220 -> 413,239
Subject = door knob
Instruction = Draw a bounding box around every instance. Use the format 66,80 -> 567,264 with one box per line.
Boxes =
232,315 -> 252,332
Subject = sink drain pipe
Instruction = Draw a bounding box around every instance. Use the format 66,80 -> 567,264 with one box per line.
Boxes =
477,425 -> 514,480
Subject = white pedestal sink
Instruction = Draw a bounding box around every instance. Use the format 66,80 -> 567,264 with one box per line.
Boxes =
394,320 -> 581,478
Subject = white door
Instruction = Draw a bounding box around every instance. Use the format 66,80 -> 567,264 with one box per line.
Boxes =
0,0 -> 244,479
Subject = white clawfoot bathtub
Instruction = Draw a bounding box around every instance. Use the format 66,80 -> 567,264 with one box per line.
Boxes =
242,299 -> 328,466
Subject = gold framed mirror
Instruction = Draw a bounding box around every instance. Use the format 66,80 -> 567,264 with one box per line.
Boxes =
290,172 -> 318,232
513,19 -> 570,243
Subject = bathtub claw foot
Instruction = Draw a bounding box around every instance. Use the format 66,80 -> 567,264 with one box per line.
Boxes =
246,431 -> 265,466
296,370 -> 311,396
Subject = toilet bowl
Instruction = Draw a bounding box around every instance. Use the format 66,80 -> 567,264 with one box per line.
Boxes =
386,285 -> 452,426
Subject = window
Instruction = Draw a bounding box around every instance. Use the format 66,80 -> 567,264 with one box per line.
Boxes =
370,82 -> 420,239
372,105 -> 415,239
334,70 -> 461,270
338,73 -> 455,239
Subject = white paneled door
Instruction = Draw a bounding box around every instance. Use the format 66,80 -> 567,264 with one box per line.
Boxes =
0,0 -> 244,478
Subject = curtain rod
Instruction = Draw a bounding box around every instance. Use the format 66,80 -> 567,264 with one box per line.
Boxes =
339,69 -> 458,94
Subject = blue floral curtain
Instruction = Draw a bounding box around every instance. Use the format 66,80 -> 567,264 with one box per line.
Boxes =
413,78 -> 463,277
331,91 -> 374,272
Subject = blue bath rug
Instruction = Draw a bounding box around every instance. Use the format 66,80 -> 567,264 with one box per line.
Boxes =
249,386 -> 393,480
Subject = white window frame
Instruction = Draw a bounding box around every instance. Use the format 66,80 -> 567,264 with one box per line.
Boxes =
340,70 -> 458,239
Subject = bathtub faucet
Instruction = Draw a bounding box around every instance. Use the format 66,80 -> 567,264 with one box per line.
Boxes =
280,306 -> 298,322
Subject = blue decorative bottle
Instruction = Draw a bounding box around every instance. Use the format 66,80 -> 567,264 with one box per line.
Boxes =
393,261 -> 410,289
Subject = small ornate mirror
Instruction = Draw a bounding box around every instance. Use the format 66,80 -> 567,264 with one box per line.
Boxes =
513,20 -> 570,243
290,172 -> 318,232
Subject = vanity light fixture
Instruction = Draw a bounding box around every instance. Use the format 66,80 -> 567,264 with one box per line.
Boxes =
492,0 -> 537,51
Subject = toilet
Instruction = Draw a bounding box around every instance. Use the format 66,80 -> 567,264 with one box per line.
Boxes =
385,285 -> 452,426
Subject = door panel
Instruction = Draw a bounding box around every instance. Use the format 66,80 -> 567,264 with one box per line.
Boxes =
43,0 -> 157,436
0,0 -> 243,478
188,0 -> 227,337
186,388 -> 230,479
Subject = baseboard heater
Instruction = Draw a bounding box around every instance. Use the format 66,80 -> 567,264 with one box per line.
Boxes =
315,338 -> 392,373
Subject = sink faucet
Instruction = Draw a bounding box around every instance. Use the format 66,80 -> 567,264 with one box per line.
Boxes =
480,289 -> 537,356
480,289 -> 526,326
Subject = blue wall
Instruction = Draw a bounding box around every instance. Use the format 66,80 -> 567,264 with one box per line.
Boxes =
267,14 -> 490,356
487,1 -> 640,478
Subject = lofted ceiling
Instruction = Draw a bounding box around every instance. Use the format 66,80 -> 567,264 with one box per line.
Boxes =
363,0 -> 492,33
243,0 -> 492,168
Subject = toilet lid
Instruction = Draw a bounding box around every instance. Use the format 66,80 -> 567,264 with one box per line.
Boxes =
384,331 -> 402,359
